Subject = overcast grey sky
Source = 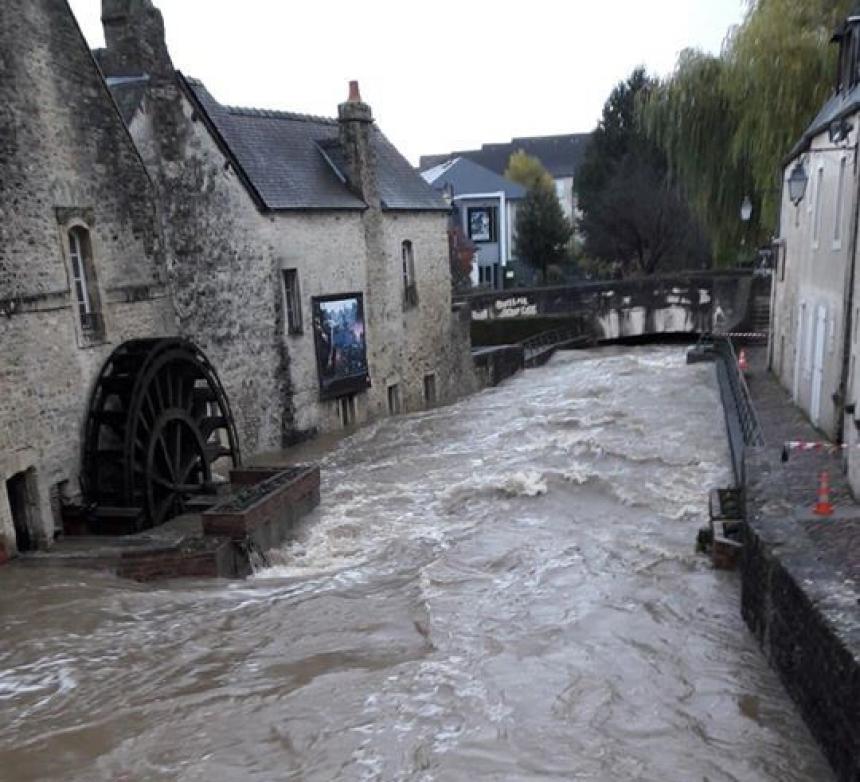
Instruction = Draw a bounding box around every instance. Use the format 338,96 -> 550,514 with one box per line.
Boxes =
68,0 -> 746,164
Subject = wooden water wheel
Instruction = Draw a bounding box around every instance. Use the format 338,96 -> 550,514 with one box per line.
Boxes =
82,338 -> 241,528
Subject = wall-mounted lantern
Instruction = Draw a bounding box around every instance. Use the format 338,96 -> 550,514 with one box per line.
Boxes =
788,160 -> 809,206
740,195 -> 753,222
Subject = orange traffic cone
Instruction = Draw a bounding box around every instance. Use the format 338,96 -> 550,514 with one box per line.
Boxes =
738,349 -> 749,372
813,471 -> 834,516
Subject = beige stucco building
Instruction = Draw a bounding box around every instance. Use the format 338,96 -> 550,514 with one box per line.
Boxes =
771,7 -> 860,490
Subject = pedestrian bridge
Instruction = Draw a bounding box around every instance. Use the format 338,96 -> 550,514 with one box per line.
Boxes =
459,271 -> 765,346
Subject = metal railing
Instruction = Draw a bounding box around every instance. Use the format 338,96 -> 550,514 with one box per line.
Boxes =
694,333 -> 763,485
715,336 -> 763,447
520,324 -> 592,367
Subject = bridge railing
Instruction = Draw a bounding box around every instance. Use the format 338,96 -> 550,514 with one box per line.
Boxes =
520,325 -> 592,367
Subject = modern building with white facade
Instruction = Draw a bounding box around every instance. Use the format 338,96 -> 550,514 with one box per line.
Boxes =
420,134 -> 589,226
421,158 -> 525,289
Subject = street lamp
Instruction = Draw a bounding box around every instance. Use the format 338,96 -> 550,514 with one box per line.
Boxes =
788,160 -> 809,206
740,195 -> 753,222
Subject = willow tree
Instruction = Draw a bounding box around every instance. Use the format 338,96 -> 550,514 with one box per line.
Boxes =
640,51 -> 752,262
640,0 -> 852,263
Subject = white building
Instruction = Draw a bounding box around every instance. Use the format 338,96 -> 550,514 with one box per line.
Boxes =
772,7 -> 860,490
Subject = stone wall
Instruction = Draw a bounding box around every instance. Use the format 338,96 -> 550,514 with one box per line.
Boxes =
0,0 -> 173,553
742,450 -> 860,782
124,86 -> 477,443
98,0 -> 477,447
126,96 -> 293,453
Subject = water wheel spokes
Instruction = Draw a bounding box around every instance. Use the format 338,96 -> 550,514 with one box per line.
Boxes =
83,338 -> 241,530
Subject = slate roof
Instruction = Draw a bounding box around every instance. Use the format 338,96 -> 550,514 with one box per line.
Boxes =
788,14 -> 860,160
421,157 -> 526,199
182,75 -> 447,212
788,84 -> 860,161
419,133 -> 591,180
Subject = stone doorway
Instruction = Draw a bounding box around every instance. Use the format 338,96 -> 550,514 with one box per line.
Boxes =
6,470 -> 38,552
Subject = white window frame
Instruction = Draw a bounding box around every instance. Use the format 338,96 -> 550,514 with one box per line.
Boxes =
812,163 -> 824,249
338,394 -> 356,427
69,228 -> 93,319
423,373 -> 437,406
834,155 -> 848,250
401,241 -> 417,308
281,268 -> 303,335
387,383 -> 401,415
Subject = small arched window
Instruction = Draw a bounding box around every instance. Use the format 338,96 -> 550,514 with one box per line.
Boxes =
401,240 -> 418,308
68,226 -> 103,335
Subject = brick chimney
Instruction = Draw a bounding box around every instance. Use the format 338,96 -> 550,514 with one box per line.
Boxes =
100,0 -> 173,80
338,81 -> 379,208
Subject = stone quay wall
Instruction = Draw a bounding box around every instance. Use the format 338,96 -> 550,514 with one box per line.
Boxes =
710,347 -> 860,782
739,478 -> 859,782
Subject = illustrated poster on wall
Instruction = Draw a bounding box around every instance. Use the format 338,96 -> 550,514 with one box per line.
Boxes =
468,207 -> 493,242
312,293 -> 371,398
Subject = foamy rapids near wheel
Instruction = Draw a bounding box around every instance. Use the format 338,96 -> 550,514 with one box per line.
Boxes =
83,338 -> 241,529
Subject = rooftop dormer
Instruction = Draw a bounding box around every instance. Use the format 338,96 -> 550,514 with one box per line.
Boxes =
833,6 -> 860,94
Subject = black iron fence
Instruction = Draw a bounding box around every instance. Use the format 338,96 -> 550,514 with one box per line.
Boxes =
692,333 -> 763,485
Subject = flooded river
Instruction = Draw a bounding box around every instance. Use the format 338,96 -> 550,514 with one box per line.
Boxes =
0,347 -> 834,781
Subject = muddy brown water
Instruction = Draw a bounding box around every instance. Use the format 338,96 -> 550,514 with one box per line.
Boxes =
0,347 -> 834,781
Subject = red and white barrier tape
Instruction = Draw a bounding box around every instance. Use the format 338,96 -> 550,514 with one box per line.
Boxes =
782,440 -> 848,461
723,332 -> 768,339
784,441 -> 847,451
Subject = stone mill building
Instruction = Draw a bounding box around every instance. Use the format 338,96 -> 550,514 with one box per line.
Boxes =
96,0 -> 475,446
0,0 -> 475,559
0,0 -> 175,555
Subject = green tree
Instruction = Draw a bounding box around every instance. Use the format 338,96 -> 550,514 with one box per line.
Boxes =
505,150 -> 555,192
640,0 -> 853,261
577,68 -> 710,275
514,185 -> 573,284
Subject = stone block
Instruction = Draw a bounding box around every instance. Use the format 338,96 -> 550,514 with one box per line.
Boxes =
712,535 -> 743,570
202,465 -> 320,540
229,466 -> 285,487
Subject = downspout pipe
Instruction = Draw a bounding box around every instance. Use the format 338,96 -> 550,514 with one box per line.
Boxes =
499,190 -> 507,279
837,136 -> 860,443
768,173 -> 785,371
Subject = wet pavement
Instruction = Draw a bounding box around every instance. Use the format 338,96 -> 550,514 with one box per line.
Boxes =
744,346 -> 860,584
0,346 -> 835,781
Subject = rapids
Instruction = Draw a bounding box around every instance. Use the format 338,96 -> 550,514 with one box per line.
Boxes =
0,346 -> 834,780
